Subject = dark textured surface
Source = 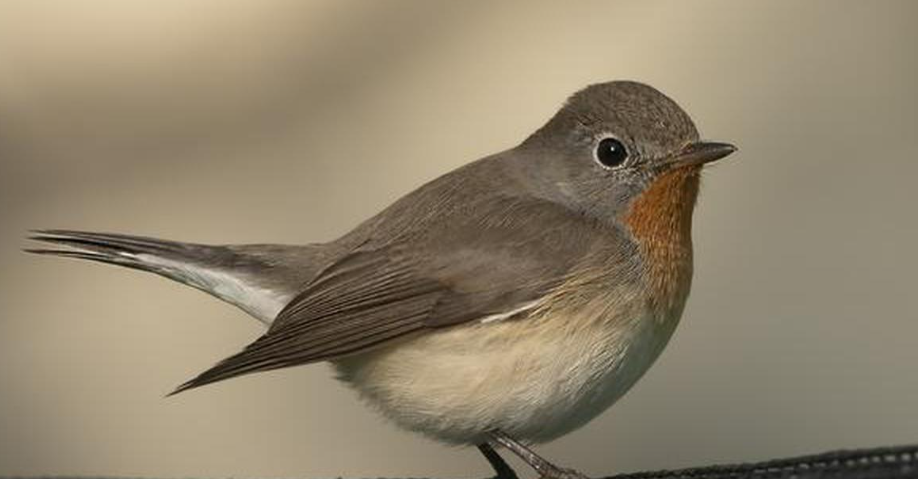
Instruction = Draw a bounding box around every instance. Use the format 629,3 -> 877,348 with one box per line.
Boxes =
611,444 -> 918,479
5,444 -> 917,479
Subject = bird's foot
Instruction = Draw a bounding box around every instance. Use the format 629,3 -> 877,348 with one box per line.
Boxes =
537,464 -> 590,479
477,443 -> 520,479
485,429 -> 589,479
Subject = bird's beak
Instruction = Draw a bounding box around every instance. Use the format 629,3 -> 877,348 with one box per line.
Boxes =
666,141 -> 737,169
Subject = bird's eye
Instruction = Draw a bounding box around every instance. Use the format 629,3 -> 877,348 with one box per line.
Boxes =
594,137 -> 628,169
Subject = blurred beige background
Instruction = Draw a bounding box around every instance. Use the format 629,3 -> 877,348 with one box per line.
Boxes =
1,0 -> 917,477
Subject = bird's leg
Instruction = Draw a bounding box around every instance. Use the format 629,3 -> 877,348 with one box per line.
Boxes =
488,430 -> 589,479
477,443 -> 520,479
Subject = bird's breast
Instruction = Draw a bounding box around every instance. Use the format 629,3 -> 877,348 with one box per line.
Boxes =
622,166 -> 699,314
330,170 -> 704,445
332,285 -> 681,445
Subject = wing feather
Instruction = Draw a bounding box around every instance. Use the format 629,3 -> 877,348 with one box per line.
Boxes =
171,198 -> 623,395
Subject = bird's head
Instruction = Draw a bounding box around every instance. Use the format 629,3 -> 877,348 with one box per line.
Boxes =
519,81 -> 736,222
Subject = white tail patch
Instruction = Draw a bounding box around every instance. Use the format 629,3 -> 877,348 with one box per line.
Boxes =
137,254 -> 292,325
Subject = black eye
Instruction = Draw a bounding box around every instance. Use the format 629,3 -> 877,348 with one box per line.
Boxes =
594,137 -> 628,168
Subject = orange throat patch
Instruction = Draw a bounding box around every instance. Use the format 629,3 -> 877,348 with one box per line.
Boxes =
622,167 -> 700,313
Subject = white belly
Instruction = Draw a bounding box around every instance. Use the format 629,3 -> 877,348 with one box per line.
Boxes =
332,300 -> 680,445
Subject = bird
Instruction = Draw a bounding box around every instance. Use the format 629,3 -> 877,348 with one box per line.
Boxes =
27,81 -> 736,479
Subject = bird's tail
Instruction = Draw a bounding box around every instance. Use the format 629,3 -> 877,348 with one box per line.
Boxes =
26,230 -> 305,324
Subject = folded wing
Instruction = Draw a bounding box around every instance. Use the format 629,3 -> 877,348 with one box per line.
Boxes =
171,198 -> 624,395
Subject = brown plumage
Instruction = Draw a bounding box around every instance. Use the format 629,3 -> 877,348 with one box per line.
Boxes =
623,166 -> 700,313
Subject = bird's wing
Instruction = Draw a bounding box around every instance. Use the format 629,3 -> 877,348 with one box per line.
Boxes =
171,197 -> 629,394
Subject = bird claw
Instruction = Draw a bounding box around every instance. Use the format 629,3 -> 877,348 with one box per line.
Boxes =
539,465 -> 590,479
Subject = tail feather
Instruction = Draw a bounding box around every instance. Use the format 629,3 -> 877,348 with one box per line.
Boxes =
28,229 -> 221,284
25,246 -> 121,263
27,230 -> 194,275
30,229 -> 186,253
25,229 -> 329,395
26,230 -> 299,324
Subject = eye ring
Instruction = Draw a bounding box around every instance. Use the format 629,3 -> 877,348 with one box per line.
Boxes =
594,137 -> 629,169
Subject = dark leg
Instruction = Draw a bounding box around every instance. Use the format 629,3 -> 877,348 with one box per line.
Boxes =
488,430 -> 589,479
477,443 -> 520,479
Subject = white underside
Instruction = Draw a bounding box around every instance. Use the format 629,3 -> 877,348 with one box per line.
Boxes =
138,252 -> 682,445
333,297 -> 681,445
